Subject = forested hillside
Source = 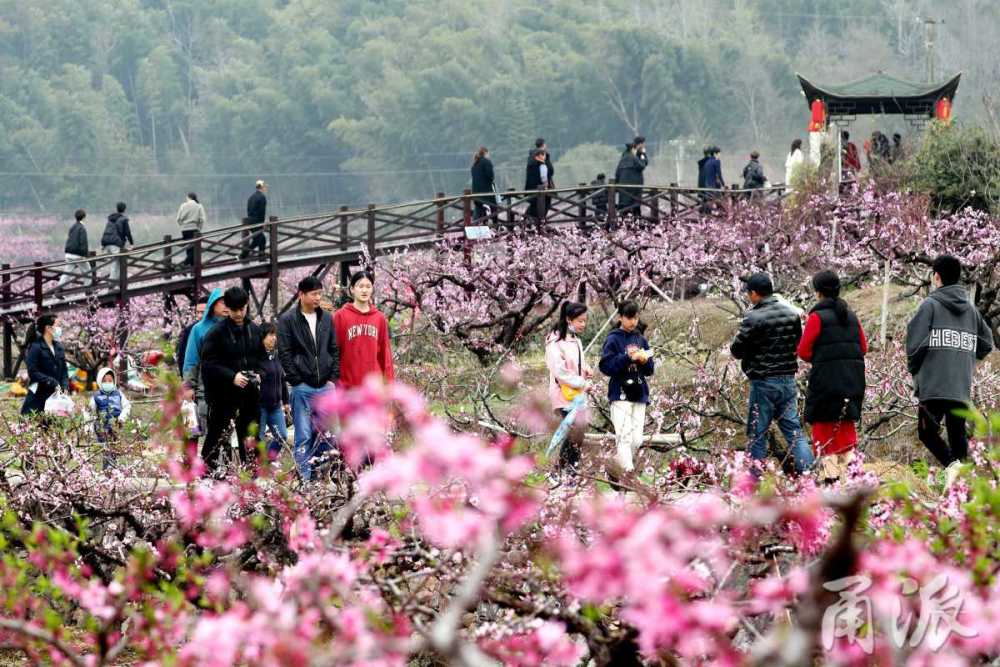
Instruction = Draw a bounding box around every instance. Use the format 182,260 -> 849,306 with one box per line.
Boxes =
1,0 -> 997,217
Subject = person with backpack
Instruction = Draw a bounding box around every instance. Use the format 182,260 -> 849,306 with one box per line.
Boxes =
742,151 -> 767,190
906,255 -> 994,486
21,314 -> 69,416
797,271 -> 867,481
730,272 -> 814,475
176,296 -> 208,373
101,202 -> 134,281
599,301 -> 655,474
544,301 -> 591,471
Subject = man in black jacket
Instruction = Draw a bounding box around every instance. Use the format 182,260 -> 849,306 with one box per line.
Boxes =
200,286 -> 265,472
58,209 -> 89,289
101,202 -> 134,281
730,272 -> 814,474
243,180 -> 268,258
277,275 -> 340,480
524,149 -> 550,221
527,138 -> 554,188
615,137 -> 649,215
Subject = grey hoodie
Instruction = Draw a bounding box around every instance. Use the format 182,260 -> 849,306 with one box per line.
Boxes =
905,284 -> 993,402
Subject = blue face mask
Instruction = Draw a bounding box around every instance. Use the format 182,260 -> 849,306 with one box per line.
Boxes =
100,382 -> 116,393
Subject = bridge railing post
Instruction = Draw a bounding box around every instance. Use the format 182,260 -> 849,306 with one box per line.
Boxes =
339,206 -> 349,250
33,262 -> 43,313
462,190 -> 474,264
669,183 -> 678,217
366,204 -> 376,261
88,250 -> 98,290
435,193 -> 446,235
607,179 -> 617,228
650,185 -> 660,225
269,219 -> 279,317
193,237 -> 203,297
2,263 -> 12,379
577,182 -> 588,229
162,235 -> 172,273
117,252 -> 128,306
505,188 -> 515,229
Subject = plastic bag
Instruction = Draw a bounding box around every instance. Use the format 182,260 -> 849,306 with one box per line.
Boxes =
180,400 -> 200,436
44,389 -> 75,417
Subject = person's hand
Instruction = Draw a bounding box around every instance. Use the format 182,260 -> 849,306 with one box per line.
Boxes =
283,404 -> 291,415
233,372 -> 249,388
583,368 -> 593,379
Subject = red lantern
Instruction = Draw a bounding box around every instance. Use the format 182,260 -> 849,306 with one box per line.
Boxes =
935,97 -> 952,123
808,99 -> 826,131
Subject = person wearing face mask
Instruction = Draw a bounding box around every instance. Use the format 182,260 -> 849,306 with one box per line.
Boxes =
599,300 -> 655,474
87,368 -> 132,469
545,301 -> 592,472
21,314 -> 70,416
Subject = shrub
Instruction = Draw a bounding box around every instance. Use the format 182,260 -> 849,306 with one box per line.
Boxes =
907,121 -> 1000,213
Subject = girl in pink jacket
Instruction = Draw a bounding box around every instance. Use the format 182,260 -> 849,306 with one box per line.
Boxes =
544,301 -> 592,471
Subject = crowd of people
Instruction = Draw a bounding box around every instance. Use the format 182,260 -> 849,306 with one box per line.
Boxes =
542,254 -> 992,486
52,180 -> 273,288
23,270 -> 396,478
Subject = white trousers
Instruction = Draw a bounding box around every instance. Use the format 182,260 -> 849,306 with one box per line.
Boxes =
610,400 -> 646,472
102,245 -> 122,281
57,253 -> 87,287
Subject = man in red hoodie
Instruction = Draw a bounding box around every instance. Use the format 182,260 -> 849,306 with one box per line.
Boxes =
334,271 -> 395,388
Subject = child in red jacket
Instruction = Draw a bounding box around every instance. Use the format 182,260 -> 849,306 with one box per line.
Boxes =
333,271 -> 395,388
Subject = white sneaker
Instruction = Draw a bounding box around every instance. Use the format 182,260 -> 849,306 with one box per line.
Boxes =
944,461 -> 963,490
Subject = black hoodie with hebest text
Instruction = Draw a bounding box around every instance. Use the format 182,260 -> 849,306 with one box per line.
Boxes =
905,284 -> 994,402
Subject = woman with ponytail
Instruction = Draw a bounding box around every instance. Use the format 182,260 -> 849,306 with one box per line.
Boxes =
797,271 -> 868,480
21,313 -> 69,416
544,301 -> 591,471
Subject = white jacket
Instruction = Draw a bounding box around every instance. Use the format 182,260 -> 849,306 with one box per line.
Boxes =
785,149 -> 805,189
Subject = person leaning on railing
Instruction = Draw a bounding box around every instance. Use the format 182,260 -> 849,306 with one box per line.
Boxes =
176,192 -> 206,267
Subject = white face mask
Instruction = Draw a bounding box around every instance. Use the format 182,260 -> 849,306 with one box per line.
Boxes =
100,382 -> 116,393
51,326 -> 63,341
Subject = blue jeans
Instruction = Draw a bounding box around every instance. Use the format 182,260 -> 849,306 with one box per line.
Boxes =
290,384 -> 330,481
259,405 -> 288,457
746,376 -> 815,473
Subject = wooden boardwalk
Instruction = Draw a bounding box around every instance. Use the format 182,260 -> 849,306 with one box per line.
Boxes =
1,183 -> 783,378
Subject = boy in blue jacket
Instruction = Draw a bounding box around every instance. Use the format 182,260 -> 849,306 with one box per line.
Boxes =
599,301 -> 655,473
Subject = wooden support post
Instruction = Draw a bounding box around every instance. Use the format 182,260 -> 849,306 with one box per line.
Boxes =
33,262 -> 43,313
650,185 -> 660,224
269,220 -> 280,317
669,183 -> 678,217
880,259 -> 891,348
607,179 -> 617,227
577,280 -> 587,304
578,182 -> 588,226
2,263 -> 11,379
366,204 -> 376,263
340,260 -> 351,287
435,193 -> 446,235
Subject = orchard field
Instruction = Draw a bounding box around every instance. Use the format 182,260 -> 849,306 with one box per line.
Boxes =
1,178 -> 999,666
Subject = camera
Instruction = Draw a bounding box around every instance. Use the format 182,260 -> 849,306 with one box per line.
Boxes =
241,370 -> 261,388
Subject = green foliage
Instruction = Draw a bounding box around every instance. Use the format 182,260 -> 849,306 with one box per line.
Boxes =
907,122 -> 1000,214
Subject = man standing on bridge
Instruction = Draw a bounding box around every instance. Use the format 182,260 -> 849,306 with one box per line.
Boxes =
278,276 -> 340,481
58,209 -> 89,289
244,180 -> 268,259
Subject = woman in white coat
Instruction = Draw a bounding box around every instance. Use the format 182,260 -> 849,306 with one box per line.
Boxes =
785,138 -> 805,192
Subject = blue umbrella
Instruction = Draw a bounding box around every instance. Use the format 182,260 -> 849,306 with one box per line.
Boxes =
546,393 -> 587,458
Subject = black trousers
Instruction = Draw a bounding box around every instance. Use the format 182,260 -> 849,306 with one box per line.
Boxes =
181,229 -> 199,266
203,387 -> 260,472
917,399 -> 968,467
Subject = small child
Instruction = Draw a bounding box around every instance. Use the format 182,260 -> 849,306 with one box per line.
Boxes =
259,323 -> 289,460
598,301 -> 655,474
88,367 -> 131,469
